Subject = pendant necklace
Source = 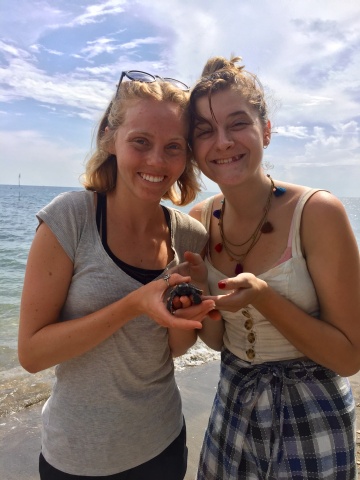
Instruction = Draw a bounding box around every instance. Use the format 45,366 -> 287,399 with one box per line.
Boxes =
212,175 -> 286,274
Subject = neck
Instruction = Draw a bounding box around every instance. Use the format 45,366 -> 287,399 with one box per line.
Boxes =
219,174 -> 272,219
214,174 -> 286,275
107,188 -> 165,234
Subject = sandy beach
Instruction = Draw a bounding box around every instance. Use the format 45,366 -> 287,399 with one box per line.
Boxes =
1,359 -> 360,480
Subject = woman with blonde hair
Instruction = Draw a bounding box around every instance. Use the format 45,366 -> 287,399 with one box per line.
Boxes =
18,70 -> 217,479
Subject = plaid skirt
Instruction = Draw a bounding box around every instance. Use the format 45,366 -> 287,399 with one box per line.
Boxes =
197,349 -> 356,480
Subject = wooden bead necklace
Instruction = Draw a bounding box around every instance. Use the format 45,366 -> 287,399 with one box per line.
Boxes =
212,175 -> 286,274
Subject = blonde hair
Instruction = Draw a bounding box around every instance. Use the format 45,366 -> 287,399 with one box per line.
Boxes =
189,56 -> 269,140
82,80 -> 201,205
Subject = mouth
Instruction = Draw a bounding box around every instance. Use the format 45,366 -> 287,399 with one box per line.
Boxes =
212,154 -> 244,165
139,173 -> 165,183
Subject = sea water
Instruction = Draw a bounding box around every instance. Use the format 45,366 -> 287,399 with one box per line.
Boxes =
0,184 -> 359,416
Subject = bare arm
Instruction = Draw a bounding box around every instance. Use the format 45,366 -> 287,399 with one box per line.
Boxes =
166,250 -> 221,356
187,203 -> 225,351
207,192 -> 360,376
18,223 -> 207,373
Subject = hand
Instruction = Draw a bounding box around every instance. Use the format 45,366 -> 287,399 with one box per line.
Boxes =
167,251 -> 208,290
203,273 -> 268,313
140,273 -> 216,330
169,291 -> 221,321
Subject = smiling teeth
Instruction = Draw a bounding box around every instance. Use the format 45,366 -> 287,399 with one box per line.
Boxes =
141,173 -> 164,182
216,158 -> 233,164
215,154 -> 241,164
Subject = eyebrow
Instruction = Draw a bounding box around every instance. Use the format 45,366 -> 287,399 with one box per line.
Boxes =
195,110 -> 249,126
129,130 -> 186,141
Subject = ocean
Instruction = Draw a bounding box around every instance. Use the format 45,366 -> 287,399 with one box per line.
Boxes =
1,184 -> 359,417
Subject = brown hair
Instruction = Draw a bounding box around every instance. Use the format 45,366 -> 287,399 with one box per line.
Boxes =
189,56 -> 269,142
82,79 -> 201,206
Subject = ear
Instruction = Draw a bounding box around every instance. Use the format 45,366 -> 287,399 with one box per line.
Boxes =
104,126 -> 116,155
263,120 -> 271,147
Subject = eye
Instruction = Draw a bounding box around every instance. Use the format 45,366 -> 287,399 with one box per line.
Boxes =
231,120 -> 250,129
166,141 -> 186,154
195,127 -> 213,139
133,137 -> 148,145
168,143 -> 181,150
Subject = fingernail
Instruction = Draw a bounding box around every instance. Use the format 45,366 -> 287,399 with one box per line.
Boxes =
218,281 -> 226,289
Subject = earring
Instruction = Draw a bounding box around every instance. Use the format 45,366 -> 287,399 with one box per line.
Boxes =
263,144 -> 268,149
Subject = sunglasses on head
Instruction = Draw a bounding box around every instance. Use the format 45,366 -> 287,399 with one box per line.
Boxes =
115,70 -> 190,97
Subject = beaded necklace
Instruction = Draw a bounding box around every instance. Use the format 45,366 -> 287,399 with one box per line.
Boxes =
212,175 -> 286,274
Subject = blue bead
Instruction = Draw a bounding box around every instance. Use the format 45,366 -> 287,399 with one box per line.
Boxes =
213,209 -> 221,219
273,186 -> 286,197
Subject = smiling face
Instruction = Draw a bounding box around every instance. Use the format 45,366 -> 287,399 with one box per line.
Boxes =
192,88 -> 270,187
110,98 -> 188,203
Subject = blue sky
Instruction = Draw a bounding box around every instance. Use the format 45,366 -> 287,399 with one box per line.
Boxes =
0,0 -> 359,196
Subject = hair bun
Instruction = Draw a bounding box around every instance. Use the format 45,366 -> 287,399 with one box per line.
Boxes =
201,56 -> 243,77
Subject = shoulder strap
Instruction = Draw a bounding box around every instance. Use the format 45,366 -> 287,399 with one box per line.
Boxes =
292,189 -> 327,257
200,196 -> 215,231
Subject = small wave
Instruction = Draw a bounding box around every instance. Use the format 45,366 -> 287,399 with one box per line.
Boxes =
0,340 -> 220,418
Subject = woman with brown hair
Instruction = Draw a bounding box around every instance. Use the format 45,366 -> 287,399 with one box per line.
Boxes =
189,57 -> 360,479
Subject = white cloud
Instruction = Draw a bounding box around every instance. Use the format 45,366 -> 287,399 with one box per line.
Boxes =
119,36 -> 165,51
0,52 -> 112,118
301,125 -> 360,165
66,0 -> 127,27
0,130 -> 87,187
276,126 -> 310,139
0,0 -> 359,193
81,37 -> 119,58
30,44 -> 64,56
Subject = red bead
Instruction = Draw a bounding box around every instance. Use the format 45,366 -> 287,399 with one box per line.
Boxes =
261,221 -> 273,233
235,263 -> 243,275
214,243 -> 223,253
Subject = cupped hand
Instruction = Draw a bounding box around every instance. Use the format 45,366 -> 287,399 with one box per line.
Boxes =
203,273 -> 268,313
140,273 -> 215,330
171,294 -> 222,321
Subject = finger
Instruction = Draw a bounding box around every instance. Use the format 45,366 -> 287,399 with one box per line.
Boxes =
202,293 -> 239,311
167,317 -> 203,330
217,273 -> 253,291
184,251 -> 204,266
169,295 -> 200,311
173,300 -> 215,321
201,294 -> 226,302
167,261 -> 191,277
168,273 -> 192,286
178,296 -> 192,308
160,273 -> 191,292
171,296 -> 183,310
217,279 -> 235,291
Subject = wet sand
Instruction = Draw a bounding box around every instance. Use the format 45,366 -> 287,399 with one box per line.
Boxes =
1,362 -> 360,480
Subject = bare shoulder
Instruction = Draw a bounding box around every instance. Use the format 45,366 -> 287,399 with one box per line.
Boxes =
302,190 -> 349,223
189,193 -> 223,221
275,181 -> 345,216
301,189 -> 356,252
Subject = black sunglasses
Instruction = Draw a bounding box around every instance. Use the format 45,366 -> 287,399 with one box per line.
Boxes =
115,70 -> 190,97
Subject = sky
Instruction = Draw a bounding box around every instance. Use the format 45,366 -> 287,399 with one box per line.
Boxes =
0,0 -> 359,196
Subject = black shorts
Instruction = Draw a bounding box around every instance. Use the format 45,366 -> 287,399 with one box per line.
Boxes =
39,421 -> 187,480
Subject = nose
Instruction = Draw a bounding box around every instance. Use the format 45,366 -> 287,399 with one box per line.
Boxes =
215,129 -> 234,151
146,146 -> 166,166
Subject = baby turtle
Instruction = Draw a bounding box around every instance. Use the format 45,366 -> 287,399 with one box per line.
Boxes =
166,282 -> 203,314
